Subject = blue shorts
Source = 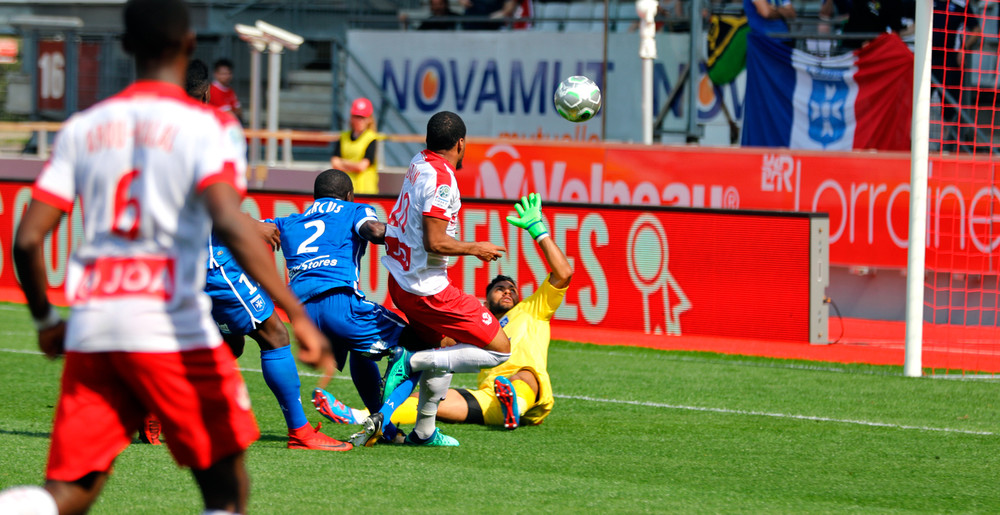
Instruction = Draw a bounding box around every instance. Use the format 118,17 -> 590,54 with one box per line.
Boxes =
305,289 -> 405,370
205,264 -> 275,336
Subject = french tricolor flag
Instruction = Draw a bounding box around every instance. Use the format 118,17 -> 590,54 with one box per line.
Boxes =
742,32 -> 914,151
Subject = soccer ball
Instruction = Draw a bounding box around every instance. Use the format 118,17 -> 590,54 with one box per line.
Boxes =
553,76 -> 602,123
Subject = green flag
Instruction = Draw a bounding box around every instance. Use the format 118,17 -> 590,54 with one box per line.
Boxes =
706,14 -> 749,85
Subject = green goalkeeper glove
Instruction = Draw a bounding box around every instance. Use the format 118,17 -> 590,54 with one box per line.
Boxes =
506,193 -> 549,242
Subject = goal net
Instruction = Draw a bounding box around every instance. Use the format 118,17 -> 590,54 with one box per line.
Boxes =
919,0 -> 1000,375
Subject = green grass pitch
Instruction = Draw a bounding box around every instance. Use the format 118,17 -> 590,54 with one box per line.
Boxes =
2,301 -> 1000,513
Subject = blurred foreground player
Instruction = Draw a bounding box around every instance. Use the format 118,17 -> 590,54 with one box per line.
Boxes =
189,59 -> 350,452
0,1 -> 330,513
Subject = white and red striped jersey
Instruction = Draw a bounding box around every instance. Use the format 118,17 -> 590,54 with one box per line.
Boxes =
381,149 -> 461,296
32,80 -> 247,353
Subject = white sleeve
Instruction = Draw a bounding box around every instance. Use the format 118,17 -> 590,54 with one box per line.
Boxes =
33,121 -> 77,211
195,114 -> 248,195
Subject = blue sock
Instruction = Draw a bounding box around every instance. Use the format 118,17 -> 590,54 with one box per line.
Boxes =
378,374 -> 420,441
380,374 -> 420,420
260,345 -> 308,430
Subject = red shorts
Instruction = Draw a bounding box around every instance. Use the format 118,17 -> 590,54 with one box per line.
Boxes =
46,345 -> 259,481
389,276 -> 500,348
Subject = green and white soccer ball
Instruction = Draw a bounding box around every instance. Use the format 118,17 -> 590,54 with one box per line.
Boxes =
553,76 -> 602,123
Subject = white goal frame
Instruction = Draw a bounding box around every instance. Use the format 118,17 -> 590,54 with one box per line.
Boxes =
904,0 -> 934,377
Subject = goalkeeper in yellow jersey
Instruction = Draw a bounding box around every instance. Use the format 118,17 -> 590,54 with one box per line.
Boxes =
313,193 -> 571,432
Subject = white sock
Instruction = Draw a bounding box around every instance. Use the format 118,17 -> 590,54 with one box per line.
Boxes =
350,408 -> 369,424
414,371 -> 453,440
409,344 -> 510,374
0,486 -> 58,515
516,396 -> 529,416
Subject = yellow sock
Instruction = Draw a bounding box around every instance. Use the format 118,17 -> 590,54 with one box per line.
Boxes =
511,379 -> 535,416
390,395 -> 418,425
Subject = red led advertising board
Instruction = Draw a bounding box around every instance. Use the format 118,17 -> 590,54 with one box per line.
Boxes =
0,181 -> 824,344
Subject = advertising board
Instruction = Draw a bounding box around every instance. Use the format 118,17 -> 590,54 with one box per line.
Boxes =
0,182 -> 826,344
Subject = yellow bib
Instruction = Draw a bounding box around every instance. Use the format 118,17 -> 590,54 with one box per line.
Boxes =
339,129 -> 381,194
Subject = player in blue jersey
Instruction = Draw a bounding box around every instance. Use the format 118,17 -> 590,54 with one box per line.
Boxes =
191,59 -> 351,452
273,168 -> 439,446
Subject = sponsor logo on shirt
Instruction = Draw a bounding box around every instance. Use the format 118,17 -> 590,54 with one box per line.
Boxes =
432,185 -> 451,209
287,255 -> 339,280
75,255 -> 176,302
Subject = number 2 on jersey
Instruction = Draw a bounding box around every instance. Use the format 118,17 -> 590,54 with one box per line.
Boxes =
296,220 -> 325,254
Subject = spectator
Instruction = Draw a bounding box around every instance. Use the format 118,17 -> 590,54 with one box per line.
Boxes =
664,0 -> 690,32
401,0 -> 461,30
330,97 -> 381,195
816,0 -> 850,52
462,0 -> 532,30
819,0 -> 851,20
629,0 -> 688,32
840,0 -> 907,50
743,0 -> 795,43
209,58 -> 242,120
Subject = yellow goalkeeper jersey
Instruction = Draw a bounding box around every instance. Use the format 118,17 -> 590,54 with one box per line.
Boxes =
477,275 -> 567,425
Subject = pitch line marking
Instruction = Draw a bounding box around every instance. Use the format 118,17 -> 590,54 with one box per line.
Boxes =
553,347 -> 1000,380
2,349 -> 996,435
557,394 -> 996,436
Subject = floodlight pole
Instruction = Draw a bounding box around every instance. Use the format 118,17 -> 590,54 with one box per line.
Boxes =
686,0 -> 703,142
248,46 -> 262,169
266,41 -> 282,165
251,20 -> 303,167
637,0 -> 657,145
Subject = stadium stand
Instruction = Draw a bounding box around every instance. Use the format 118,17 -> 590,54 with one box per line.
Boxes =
534,1 -> 569,31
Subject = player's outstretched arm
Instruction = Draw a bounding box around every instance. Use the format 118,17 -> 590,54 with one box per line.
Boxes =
360,220 -> 387,244
538,236 -> 573,289
507,193 -> 572,288
423,216 -> 505,262
13,200 -> 67,358
249,215 -> 281,251
202,183 -> 331,369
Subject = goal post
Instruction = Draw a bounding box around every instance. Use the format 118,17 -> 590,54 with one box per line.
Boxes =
904,0 -> 934,377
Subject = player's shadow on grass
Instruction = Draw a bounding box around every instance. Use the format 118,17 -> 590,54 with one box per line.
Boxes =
0,427 -> 51,440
